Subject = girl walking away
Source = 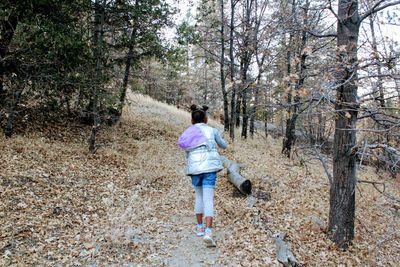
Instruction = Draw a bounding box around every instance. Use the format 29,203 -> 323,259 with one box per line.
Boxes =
177,104 -> 227,247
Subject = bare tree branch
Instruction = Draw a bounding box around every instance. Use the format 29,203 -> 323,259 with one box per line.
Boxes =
306,30 -> 337,38
361,1 -> 400,22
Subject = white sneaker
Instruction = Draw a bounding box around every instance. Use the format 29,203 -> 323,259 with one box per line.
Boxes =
203,228 -> 216,247
194,224 -> 205,236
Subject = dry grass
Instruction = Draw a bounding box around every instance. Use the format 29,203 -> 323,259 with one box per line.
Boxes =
0,92 -> 399,266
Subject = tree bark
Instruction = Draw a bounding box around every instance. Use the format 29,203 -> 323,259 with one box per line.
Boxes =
4,88 -> 22,137
240,0 -> 253,139
203,64 -> 208,102
219,0 -> 230,132
281,0 -> 297,157
241,80 -> 248,139
368,15 -> 385,108
235,91 -> 241,127
250,84 -> 259,138
229,83 -> 236,138
317,110 -> 326,143
328,0 -> 361,249
229,0 -> 237,140
249,0 -> 267,139
394,68 -> 400,102
89,0 -> 105,153
282,0 -> 309,156
119,30 -> 136,112
119,0 -> 140,114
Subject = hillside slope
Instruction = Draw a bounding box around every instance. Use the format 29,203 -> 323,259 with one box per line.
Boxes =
1,93 -> 399,266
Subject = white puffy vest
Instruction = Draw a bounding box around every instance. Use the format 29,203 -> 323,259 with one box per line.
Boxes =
185,124 -> 223,176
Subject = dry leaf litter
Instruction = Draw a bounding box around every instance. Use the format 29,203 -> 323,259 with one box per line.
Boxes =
0,93 -> 399,266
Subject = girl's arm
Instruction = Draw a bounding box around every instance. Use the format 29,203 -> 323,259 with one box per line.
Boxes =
213,128 -> 227,149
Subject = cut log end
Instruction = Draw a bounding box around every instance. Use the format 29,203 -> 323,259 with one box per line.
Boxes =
240,179 -> 252,195
221,156 -> 252,195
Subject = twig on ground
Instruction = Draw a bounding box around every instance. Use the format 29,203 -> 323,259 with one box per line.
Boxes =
357,179 -> 400,203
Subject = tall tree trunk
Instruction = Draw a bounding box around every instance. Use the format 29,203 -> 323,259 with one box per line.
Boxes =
394,70 -> 400,102
220,0 -> 230,132
282,0 -> 308,157
281,0 -> 296,156
249,0 -> 267,139
235,91 -> 241,127
89,0 -> 105,153
317,110 -> 326,143
240,0 -> 253,139
328,0 -> 360,249
241,82 -> 248,139
240,60 -> 250,139
249,84 -> 259,138
4,88 -> 22,137
229,0 -> 237,140
204,62 -> 208,102
368,14 -> 388,142
264,81 -> 270,138
119,0 -> 139,113
119,30 -> 136,112
229,84 -> 236,138
368,15 -> 385,108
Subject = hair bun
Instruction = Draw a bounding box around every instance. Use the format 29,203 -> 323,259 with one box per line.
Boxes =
202,105 -> 209,112
190,104 -> 198,111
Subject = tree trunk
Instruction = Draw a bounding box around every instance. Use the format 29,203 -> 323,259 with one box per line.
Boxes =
264,81 -> 270,138
317,110 -> 326,143
328,0 -> 360,249
204,64 -> 208,102
230,84 -> 236,138
250,84 -> 259,138
119,0 -> 139,113
220,0 -> 229,132
393,67 -> 400,102
241,83 -> 248,139
4,88 -> 22,137
250,0 -> 267,139
235,91 -> 241,127
282,3 -> 309,155
89,0 -> 105,153
240,0 -> 253,139
229,0 -> 237,140
368,15 -> 385,108
281,0 -> 297,156
119,31 -> 136,113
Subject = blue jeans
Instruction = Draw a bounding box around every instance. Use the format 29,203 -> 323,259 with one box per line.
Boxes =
191,172 -> 217,189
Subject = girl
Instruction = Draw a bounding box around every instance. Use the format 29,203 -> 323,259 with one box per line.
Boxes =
177,104 -> 227,247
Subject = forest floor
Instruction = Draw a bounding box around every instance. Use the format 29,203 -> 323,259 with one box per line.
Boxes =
1,93 -> 399,266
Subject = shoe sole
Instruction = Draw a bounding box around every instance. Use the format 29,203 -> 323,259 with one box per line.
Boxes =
203,236 -> 216,247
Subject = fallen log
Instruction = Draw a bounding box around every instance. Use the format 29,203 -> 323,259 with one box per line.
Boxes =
221,156 -> 252,195
365,144 -> 400,175
273,233 -> 300,267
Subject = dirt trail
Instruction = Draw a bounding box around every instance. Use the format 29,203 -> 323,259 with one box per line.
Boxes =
127,94 -> 226,266
165,215 -> 224,266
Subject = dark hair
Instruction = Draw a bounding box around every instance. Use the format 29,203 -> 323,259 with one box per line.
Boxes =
190,104 -> 209,123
